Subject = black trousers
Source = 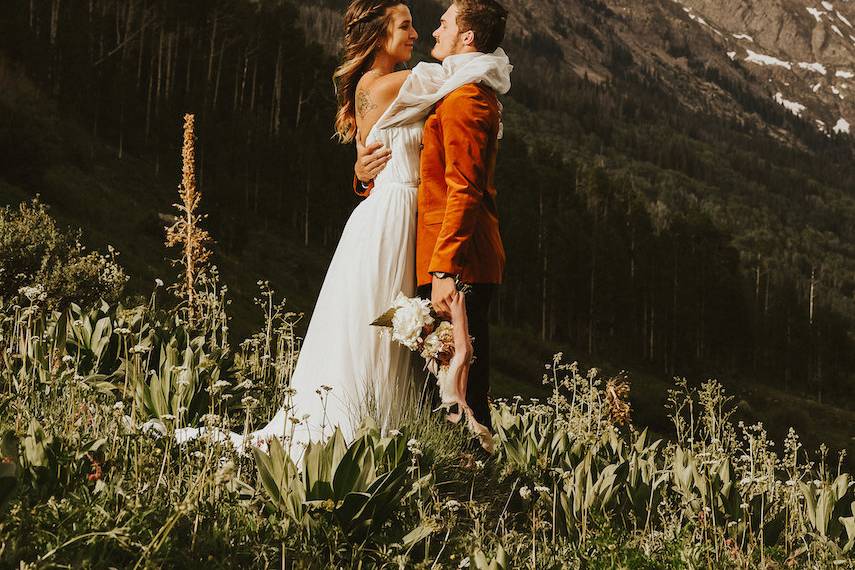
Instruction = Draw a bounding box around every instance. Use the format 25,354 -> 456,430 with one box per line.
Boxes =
417,283 -> 494,430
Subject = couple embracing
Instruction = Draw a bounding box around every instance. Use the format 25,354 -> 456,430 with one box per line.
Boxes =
180,0 -> 511,463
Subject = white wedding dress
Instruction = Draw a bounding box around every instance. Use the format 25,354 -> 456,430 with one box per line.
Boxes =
245,119 -> 425,458
174,49 -> 512,465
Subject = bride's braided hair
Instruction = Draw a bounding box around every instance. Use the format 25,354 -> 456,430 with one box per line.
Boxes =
334,0 -> 404,144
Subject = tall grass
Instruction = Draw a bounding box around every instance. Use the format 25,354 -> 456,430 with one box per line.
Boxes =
1,284 -> 855,568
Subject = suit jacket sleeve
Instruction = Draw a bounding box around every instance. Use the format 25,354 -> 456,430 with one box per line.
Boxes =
352,174 -> 373,197
429,88 -> 496,276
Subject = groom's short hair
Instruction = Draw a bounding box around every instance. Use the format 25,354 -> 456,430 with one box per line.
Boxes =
454,0 -> 508,53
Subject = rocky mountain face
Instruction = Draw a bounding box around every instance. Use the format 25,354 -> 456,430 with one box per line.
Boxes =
679,0 -> 854,134
496,0 -> 853,138
298,0 -> 853,141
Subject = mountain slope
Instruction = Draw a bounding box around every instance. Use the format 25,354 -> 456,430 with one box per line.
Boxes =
680,0 -> 855,134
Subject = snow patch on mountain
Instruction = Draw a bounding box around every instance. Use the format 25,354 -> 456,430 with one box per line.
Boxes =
682,6 -> 722,33
774,92 -> 806,115
807,7 -> 824,21
799,62 -> 828,74
746,50 -> 792,69
733,33 -> 754,41
833,117 -> 850,133
836,70 -> 854,78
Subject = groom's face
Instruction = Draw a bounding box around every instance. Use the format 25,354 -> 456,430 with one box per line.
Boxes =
431,4 -> 472,61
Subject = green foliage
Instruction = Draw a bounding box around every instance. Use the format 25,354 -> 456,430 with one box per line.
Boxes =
254,420 -> 413,541
133,322 -> 238,426
472,544 -> 507,569
2,278 -> 855,567
0,198 -> 127,309
0,431 -> 18,516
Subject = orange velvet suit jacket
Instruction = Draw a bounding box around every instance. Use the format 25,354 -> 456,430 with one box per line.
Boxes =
354,83 -> 505,287
416,83 -> 505,287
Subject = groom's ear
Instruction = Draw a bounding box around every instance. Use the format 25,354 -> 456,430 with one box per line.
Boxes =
461,29 -> 476,47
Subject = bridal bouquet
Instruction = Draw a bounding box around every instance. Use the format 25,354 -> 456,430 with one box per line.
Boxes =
372,292 -> 493,452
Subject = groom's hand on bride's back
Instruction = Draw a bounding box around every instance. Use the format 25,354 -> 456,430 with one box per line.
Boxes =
354,134 -> 391,183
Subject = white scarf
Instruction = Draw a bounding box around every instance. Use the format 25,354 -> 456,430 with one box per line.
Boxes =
375,47 -> 512,136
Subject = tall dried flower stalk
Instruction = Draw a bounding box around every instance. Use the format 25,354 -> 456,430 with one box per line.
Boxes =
165,114 -> 211,325
605,373 -> 632,426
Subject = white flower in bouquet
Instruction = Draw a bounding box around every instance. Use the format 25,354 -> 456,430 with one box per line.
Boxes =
390,293 -> 433,350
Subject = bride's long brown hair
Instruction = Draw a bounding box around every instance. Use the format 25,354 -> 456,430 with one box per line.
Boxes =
333,0 -> 403,144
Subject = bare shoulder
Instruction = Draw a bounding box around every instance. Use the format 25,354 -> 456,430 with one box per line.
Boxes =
355,70 -> 410,120
371,70 -> 411,99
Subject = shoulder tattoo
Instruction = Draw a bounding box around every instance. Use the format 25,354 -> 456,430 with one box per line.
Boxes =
356,88 -> 377,119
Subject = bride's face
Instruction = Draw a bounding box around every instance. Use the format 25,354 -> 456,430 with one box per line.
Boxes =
380,4 -> 418,64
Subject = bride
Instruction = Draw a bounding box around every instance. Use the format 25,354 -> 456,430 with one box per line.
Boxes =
177,0 -> 511,463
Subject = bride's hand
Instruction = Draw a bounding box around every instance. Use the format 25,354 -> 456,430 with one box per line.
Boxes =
449,293 -> 472,375
355,132 -> 391,182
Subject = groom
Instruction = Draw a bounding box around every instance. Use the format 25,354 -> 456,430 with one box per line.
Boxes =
355,0 -> 508,432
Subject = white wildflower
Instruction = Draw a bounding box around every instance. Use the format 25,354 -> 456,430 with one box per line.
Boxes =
445,499 -> 461,511
458,557 -> 471,569
519,486 -> 532,500
62,355 -> 74,364
389,429 -> 402,437
18,284 -> 46,302
155,278 -> 164,287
